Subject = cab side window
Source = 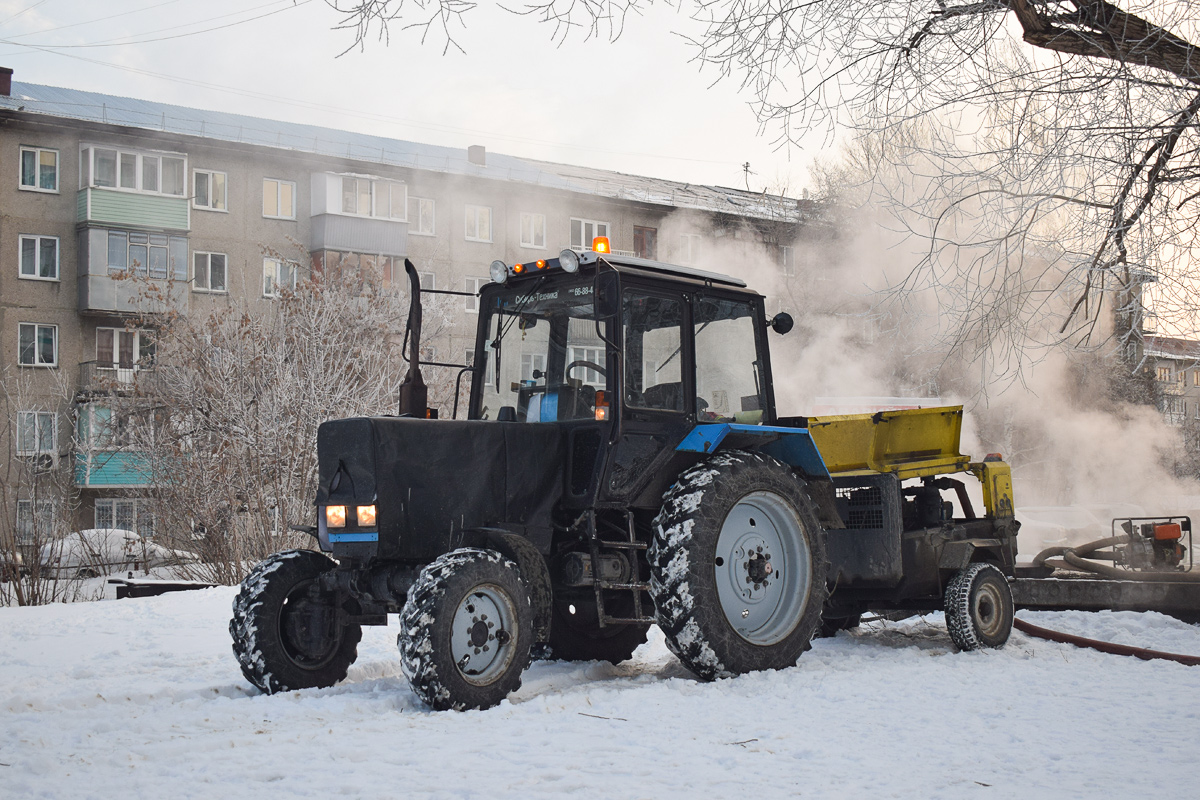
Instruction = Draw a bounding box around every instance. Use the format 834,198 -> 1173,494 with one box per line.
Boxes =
694,297 -> 763,421
623,292 -> 685,412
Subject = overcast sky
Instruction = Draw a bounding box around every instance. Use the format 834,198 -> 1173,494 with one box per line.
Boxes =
0,0 -> 831,193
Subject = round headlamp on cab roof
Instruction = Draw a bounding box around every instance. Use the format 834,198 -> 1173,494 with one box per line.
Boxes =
559,249 -> 580,273
489,260 -> 509,284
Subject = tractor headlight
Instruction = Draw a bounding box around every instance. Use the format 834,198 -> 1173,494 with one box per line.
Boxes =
325,505 -> 347,528
490,260 -> 508,284
356,505 -> 377,527
559,249 -> 580,273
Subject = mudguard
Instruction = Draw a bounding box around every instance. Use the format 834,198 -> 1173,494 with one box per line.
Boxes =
675,423 -> 830,480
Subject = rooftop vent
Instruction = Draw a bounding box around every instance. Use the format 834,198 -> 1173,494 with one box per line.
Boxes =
468,145 -> 486,167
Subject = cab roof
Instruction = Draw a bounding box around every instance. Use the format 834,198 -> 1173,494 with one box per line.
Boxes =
578,251 -> 748,288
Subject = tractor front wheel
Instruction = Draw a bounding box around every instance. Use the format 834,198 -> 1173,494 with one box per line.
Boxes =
944,562 -> 1014,651
229,549 -> 362,694
649,450 -> 828,681
399,548 -> 533,711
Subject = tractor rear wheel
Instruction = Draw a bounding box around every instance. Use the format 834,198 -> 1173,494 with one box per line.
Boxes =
649,450 -> 827,681
399,548 -> 533,711
944,563 -> 1013,651
230,549 -> 362,694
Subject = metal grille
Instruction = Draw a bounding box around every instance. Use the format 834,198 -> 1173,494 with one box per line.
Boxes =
837,485 -> 885,529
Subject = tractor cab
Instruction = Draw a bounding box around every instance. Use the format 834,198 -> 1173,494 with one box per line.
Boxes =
466,242 -> 790,509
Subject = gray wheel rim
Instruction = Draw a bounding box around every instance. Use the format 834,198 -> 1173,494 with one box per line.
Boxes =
714,490 -> 812,645
972,577 -> 1006,639
450,582 -> 519,686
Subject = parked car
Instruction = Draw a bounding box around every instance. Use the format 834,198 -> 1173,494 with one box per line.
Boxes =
40,529 -> 197,579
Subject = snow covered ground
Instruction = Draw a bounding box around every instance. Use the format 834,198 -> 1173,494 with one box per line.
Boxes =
2,588 -> 1198,799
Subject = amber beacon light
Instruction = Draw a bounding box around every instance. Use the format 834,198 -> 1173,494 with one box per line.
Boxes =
592,236 -> 610,254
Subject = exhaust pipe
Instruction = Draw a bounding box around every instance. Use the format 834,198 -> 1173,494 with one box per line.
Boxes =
398,258 -> 428,416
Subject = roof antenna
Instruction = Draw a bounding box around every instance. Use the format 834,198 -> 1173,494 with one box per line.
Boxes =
742,162 -> 756,192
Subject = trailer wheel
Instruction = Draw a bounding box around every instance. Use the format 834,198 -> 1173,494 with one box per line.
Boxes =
944,563 -> 1013,651
229,549 -> 362,694
399,548 -> 533,711
649,450 -> 828,681
548,596 -> 650,664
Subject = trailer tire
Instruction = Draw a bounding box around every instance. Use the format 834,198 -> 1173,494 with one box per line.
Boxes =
548,596 -> 650,664
945,562 -> 1013,651
230,549 -> 361,694
818,613 -> 862,638
399,548 -> 533,711
649,450 -> 827,681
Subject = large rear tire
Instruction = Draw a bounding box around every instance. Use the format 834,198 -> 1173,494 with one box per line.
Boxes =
649,450 -> 828,681
944,563 -> 1013,651
230,549 -> 362,694
399,548 -> 533,711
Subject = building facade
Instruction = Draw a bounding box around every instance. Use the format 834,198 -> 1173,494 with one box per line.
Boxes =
0,68 -> 824,545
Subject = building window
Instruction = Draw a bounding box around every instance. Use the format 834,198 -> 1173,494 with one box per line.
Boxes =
521,213 -> 546,248
19,235 -> 59,280
17,411 -> 56,454
571,218 -> 609,251
339,175 -> 406,219
418,271 -> 436,290
78,404 -> 131,450
569,346 -> 604,385
409,196 -> 435,235
193,170 -> 227,211
780,246 -> 795,277
95,498 -> 154,537
81,145 -> 185,196
1180,370 -> 1187,384
96,328 -> 155,373
634,226 -> 657,260
16,500 -> 56,545
263,178 -> 296,219
465,277 -> 487,313
1158,367 -> 1172,382
465,205 -> 492,242
20,146 -> 58,192
679,234 -> 702,265
263,258 -> 298,297
193,252 -> 227,292
18,323 -> 57,367
106,231 -> 188,279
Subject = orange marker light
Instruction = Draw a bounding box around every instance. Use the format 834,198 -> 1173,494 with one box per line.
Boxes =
594,390 -> 610,421
592,236 -> 610,253
536,259 -> 547,269
513,263 -> 525,274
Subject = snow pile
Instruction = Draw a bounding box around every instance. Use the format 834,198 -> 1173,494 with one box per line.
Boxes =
2,590 -> 1198,798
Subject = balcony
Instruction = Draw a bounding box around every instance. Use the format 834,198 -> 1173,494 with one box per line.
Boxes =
74,451 -> 153,488
78,361 -> 159,396
78,187 -> 189,231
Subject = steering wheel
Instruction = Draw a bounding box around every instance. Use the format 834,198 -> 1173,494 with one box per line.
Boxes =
566,360 -> 606,379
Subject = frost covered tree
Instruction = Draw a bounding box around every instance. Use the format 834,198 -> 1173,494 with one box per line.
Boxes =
0,369 -> 80,605
328,1 -> 1200,370
116,253 -> 455,584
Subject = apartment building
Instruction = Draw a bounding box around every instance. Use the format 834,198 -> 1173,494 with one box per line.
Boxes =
1146,335 -> 1200,426
0,67 -> 823,542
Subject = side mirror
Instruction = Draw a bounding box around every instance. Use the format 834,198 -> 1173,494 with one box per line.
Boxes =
770,312 -> 794,335
595,271 -> 620,319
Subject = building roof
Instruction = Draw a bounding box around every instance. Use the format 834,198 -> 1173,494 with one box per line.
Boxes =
0,79 -> 808,224
1145,335 -> 1200,360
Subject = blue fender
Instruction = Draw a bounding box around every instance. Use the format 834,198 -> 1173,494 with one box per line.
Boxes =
676,424 -> 831,480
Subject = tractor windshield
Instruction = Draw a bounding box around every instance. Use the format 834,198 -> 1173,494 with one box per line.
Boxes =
474,277 -> 611,422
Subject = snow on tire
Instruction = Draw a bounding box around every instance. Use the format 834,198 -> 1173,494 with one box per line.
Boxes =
229,549 -> 362,694
944,562 -> 1014,651
649,450 -> 828,681
398,548 -> 533,711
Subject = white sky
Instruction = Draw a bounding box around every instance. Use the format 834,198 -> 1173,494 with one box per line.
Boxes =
0,0 -> 829,193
